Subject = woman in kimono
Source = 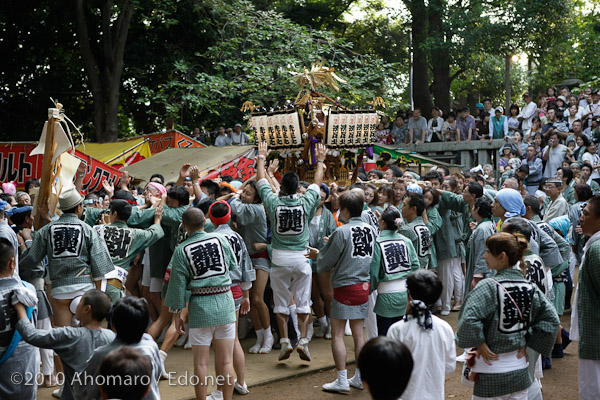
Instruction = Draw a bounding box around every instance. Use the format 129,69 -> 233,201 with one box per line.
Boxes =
369,206 -> 420,336
456,232 -> 559,399
464,197 -> 496,298
309,184 -> 338,339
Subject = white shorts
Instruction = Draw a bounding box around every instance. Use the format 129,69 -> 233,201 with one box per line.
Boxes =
472,388 -> 528,400
141,251 -> 151,287
270,261 -> 312,315
53,290 -> 87,300
189,322 -> 236,346
150,277 -> 163,293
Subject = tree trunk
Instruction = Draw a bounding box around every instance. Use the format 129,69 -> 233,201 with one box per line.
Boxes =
74,0 -> 134,143
428,0 -> 451,114
504,54 -> 511,113
406,0 -> 434,116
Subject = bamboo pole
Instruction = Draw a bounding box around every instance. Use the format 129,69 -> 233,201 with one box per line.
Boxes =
34,109 -> 59,230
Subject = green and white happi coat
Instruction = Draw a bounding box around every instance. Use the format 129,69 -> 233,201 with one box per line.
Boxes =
397,216 -> 432,269
456,268 -> 559,398
164,230 -> 238,329
425,206 -> 442,269
229,197 -> 270,270
317,217 -> 377,320
369,230 -> 419,318
214,224 -> 256,285
20,213 -> 114,295
464,219 -> 496,298
576,235 -> 600,360
94,221 -> 164,271
257,179 -> 320,253
309,206 -> 337,272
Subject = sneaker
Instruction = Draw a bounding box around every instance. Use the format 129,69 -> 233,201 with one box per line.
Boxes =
322,379 -> 350,393
234,380 -> 249,395
452,303 -> 462,311
551,343 -> 564,358
440,310 -> 450,316
259,331 -> 274,354
325,321 -> 332,340
349,374 -> 363,390
52,386 -> 63,399
315,321 -> 327,338
561,328 -> 571,350
183,339 -> 192,350
296,337 -> 311,361
278,339 -> 294,361
456,352 -> 467,363
344,321 -> 352,336
207,389 -> 224,400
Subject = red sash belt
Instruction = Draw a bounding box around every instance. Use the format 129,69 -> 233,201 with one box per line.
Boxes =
231,284 -> 243,300
250,250 -> 269,260
333,282 -> 370,306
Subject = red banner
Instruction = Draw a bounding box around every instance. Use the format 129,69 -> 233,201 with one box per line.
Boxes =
0,143 -> 122,194
202,149 -> 256,182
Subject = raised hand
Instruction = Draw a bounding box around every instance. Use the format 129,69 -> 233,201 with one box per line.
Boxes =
316,143 -> 328,162
258,141 -> 268,158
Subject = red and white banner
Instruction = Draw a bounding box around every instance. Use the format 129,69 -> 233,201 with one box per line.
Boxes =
0,143 -> 122,194
201,149 -> 256,182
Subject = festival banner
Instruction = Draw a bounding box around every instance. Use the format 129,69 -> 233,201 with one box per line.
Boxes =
249,110 -> 302,150
120,131 -> 205,155
76,138 -> 152,169
200,148 -> 256,182
326,110 -> 378,149
361,145 -> 451,171
0,143 -> 122,194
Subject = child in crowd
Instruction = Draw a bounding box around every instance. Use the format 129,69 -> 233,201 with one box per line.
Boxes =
99,347 -> 152,400
357,336 -> 414,400
74,296 -> 162,400
0,237 -> 39,400
15,289 -> 115,400
387,269 -> 456,400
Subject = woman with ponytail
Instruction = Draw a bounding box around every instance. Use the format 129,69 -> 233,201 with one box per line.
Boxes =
369,206 -> 420,336
456,232 -> 559,399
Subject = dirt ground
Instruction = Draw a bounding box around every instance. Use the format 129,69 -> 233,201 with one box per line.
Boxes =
239,312 -> 579,400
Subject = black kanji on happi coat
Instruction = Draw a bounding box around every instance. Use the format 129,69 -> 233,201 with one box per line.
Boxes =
381,239 -> 410,274
103,226 -> 132,260
496,282 -> 534,334
184,237 -> 226,280
275,205 -> 304,235
414,225 -> 432,257
351,226 -> 374,258
524,258 -> 546,294
51,224 -> 83,258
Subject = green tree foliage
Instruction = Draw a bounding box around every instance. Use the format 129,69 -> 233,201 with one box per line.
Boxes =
136,0 -> 399,133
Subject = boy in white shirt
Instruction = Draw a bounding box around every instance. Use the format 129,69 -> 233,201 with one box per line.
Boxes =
387,270 -> 456,400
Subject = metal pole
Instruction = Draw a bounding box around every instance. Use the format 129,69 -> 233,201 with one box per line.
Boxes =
409,29 -> 414,110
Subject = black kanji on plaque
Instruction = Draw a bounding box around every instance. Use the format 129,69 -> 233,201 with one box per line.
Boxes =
103,226 -> 132,260
497,282 -> 534,334
184,237 -> 226,280
351,226 -> 374,258
225,233 -> 244,264
524,256 -> 546,294
413,225 -> 432,258
275,205 -> 304,236
51,224 -> 83,258
381,239 -> 410,275
0,294 -> 15,343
